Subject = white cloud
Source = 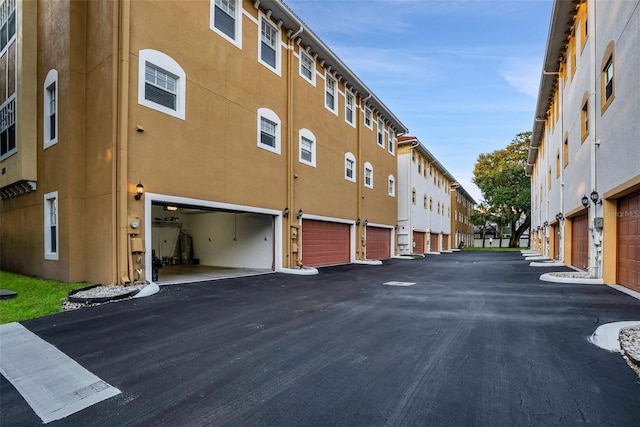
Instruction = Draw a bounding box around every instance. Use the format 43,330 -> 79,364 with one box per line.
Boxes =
499,57 -> 543,98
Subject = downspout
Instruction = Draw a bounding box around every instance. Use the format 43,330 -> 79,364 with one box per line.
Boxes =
286,27 -> 302,268
588,0 -> 600,278
116,0 -> 131,284
356,96 -> 363,260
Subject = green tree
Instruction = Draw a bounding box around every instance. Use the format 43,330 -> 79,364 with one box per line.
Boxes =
473,132 -> 531,248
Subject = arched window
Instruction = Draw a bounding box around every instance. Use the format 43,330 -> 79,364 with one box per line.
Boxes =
257,108 -> 281,154
345,152 -> 356,182
299,128 -> 316,167
44,69 -> 58,149
138,49 -> 186,120
364,162 -> 373,188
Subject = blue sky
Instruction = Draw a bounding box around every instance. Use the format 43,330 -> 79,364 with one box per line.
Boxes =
286,0 -> 553,203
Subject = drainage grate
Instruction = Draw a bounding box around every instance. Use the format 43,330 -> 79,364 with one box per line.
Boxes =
383,281 -> 416,287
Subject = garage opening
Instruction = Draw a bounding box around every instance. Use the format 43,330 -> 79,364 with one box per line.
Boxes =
413,231 -> 425,254
430,233 -> 439,252
571,212 -> 589,270
301,219 -> 350,267
151,203 -> 274,284
617,192 -> 639,292
366,226 -> 392,260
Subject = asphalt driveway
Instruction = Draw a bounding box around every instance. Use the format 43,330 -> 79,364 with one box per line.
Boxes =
2,251 -> 640,426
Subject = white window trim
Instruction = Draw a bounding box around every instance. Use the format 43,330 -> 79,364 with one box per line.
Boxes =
364,107 -> 373,129
388,129 -> 395,155
258,14 -> 282,76
345,90 -> 356,127
257,107 -> 281,155
364,162 -> 373,189
324,72 -> 338,115
210,0 -> 243,49
0,94 -> 17,161
138,49 -> 186,120
388,175 -> 395,197
44,191 -> 59,261
298,50 -> 316,86
298,128 -> 316,167
345,152 -> 356,182
377,119 -> 385,148
44,69 -> 58,149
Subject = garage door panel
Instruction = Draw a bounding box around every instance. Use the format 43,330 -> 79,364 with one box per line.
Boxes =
413,231 -> 425,254
302,220 -> 350,267
430,233 -> 439,252
571,213 -> 589,270
367,227 -> 391,260
618,192 -> 640,291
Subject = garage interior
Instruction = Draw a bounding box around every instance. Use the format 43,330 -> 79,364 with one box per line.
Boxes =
151,203 -> 274,284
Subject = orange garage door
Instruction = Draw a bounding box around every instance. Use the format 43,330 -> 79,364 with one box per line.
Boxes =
413,231 -> 425,254
571,212 -> 589,270
430,233 -> 439,252
302,220 -> 350,267
366,227 -> 391,260
618,192 -> 640,292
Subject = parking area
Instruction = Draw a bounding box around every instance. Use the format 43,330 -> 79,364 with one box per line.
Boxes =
2,251 -> 640,426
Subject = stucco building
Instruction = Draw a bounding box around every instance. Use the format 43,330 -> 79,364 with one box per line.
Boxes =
0,0 -> 407,285
396,136 -> 472,254
527,0 -> 639,291
451,184 -> 475,249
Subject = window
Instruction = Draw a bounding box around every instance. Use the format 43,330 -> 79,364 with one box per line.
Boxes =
601,42 -> 615,113
298,128 -> 316,167
429,197 -> 433,211
44,191 -> 59,260
0,0 -> 16,52
138,50 -> 186,120
418,161 -> 422,174
210,0 -> 241,47
325,74 -> 337,113
437,202 -> 441,215
412,188 -> 416,205
257,108 -> 281,154
345,152 -> 356,182
388,176 -> 395,197
581,94 -> 589,142
299,50 -> 315,84
364,162 -> 373,188
563,137 -> 569,168
579,2 -> 588,52
411,151 -> 415,162
44,70 -> 58,149
259,17 -> 280,74
424,195 -> 428,209
377,119 -> 384,147
345,92 -> 355,126
548,167 -> 552,190
556,149 -> 560,178
364,107 -> 372,129
570,30 -> 577,79
0,94 -> 16,160
388,130 -> 394,154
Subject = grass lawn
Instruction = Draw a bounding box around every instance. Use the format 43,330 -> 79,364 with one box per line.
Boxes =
0,271 -> 88,325
463,246 -> 528,251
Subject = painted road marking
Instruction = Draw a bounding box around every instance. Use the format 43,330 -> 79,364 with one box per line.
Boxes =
383,281 -> 416,287
0,322 -> 120,423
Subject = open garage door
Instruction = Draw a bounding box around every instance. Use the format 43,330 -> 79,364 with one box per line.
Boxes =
413,231 -> 425,254
618,192 -> 640,291
302,220 -> 350,267
366,227 -> 391,260
571,212 -> 589,270
150,203 -> 274,284
430,233 -> 439,252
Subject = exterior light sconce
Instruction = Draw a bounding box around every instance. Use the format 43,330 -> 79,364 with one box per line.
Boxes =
543,221 -> 549,227
135,182 -> 144,201
581,195 -> 590,208
297,209 -> 303,220
364,219 -> 368,227
283,207 -> 290,217
356,218 -> 361,226
590,190 -> 602,205
555,212 -> 564,221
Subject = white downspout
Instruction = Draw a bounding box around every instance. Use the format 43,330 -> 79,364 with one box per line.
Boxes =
588,0 -> 600,279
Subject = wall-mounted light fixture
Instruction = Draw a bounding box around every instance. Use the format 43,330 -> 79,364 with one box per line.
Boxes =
297,209 -> 303,219
581,194 -> 590,208
555,212 -> 564,221
590,190 -> 602,205
543,221 -> 549,227
135,182 -> 144,201
283,207 -> 290,217
164,205 -> 178,211
356,218 -> 361,225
